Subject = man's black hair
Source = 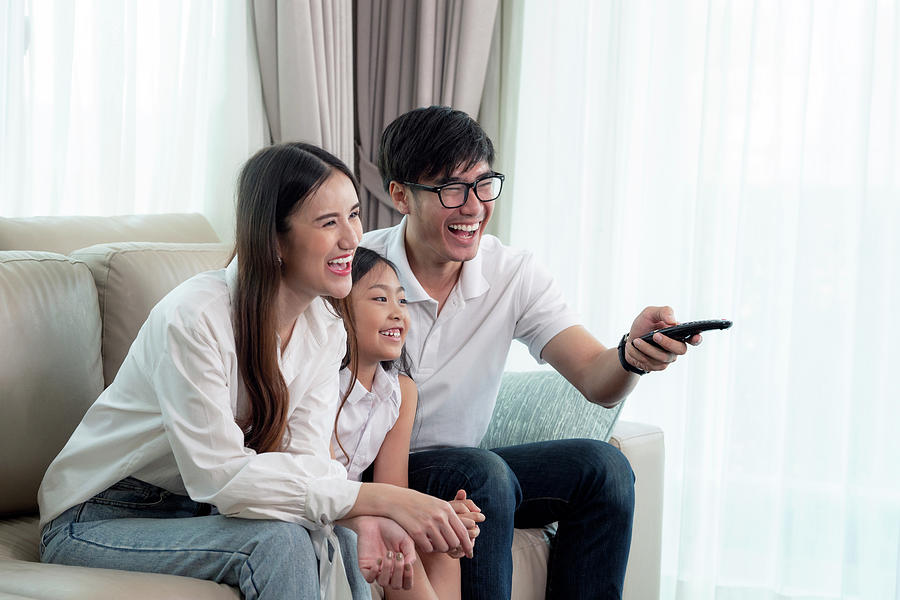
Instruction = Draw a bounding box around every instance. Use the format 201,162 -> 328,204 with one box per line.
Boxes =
377,105 -> 495,190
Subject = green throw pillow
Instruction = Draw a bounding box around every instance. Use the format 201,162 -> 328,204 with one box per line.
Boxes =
479,370 -> 625,450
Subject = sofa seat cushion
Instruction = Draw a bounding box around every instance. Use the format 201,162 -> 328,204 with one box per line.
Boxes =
0,516 -> 39,562
0,560 -> 240,600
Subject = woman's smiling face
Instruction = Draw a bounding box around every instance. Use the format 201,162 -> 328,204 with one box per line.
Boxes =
278,171 -> 362,302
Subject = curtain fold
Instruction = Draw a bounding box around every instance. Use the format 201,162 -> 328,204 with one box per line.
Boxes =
252,0 -> 354,167
503,1 -> 900,598
354,0 -> 499,231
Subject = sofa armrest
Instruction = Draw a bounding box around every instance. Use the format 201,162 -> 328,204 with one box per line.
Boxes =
609,420 -> 664,600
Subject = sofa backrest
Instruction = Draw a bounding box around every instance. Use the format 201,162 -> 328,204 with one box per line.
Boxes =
0,252 -> 105,515
71,243 -> 233,386
0,213 -> 220,254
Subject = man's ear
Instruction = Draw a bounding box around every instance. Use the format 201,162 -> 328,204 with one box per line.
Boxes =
388,181 -> 410,215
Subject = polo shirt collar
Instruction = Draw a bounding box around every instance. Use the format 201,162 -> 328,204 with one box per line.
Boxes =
385,216 -> 490,303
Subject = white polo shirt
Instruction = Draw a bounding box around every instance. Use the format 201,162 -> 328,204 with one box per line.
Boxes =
362,218 -> 580,451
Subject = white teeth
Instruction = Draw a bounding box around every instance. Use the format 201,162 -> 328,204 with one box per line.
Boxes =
328,255 -> 352,265
448,223 -> 480,232
379,329 -> 402,338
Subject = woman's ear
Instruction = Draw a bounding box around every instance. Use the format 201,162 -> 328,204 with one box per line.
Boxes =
389,181 -> 410,215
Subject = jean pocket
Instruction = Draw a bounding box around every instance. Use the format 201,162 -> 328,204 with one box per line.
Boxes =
87,477 -> 170,509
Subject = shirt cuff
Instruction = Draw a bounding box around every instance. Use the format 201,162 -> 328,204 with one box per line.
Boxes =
305,477 -> 362,526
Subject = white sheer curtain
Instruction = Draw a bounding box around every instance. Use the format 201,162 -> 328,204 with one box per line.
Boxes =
1,0 -> 268,240
504,1 -> 900,598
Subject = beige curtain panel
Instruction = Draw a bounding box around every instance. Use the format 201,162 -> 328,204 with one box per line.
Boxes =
355,0 -> 500,231
253,0 -> 354,167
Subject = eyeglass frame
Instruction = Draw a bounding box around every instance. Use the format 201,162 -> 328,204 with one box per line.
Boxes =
401,172 -> 505,209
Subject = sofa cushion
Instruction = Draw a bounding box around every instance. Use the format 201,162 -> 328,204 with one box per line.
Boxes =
70,243 -> 233,386
0,253 -> 104,515
0,213 -> 220,255
480,370 -> 625,449
0,560 -> 240,600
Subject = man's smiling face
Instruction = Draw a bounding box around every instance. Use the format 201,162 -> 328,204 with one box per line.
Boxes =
403,160 -> 495,267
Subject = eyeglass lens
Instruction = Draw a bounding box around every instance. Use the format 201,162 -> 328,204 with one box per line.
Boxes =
441,176 -> 503,207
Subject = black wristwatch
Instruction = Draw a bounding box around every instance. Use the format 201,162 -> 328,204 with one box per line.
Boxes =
618,333 -> 647,375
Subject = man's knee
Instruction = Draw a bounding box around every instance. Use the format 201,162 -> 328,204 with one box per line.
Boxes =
409,447 -> 521,510
575,439 -> 635,515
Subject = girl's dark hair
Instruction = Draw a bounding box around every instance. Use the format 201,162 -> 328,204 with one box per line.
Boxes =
377,105 -> 494,188
330,246 -> 412,460
231,142 -> 358,454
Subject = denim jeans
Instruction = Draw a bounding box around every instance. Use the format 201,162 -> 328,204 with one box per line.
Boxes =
408,438 -> 635,600
40,477 -> 371,600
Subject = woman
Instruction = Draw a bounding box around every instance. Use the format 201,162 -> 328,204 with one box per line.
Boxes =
37,143 -> 473,599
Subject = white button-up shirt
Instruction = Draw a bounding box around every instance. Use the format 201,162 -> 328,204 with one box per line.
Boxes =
361,218 -> 580,451
332,366 -> 402,481
38,260 -> 361,530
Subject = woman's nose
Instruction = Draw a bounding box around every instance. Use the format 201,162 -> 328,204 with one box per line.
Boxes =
339,220 -> 361,249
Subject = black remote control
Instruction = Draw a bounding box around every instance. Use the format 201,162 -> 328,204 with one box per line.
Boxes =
639,319 -> 733,350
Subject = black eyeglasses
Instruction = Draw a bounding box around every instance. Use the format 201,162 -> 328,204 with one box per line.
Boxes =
403,173 -> 505,209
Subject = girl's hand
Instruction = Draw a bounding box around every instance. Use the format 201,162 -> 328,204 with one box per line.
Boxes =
343,515 -> 416,590
384,486 -> 475,558
447,489 -> 485,558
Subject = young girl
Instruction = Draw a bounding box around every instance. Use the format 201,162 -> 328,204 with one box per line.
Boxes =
332,247 -> 485,600
37,143 -> 474,599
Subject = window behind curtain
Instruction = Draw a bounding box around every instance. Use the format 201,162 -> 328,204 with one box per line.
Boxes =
503,0 -> 900,598
1,0 -> 269,241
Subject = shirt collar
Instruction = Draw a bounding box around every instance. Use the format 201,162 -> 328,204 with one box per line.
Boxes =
340,365 -> 397,405
386,216 -> 490,303
225,256 -> 239,307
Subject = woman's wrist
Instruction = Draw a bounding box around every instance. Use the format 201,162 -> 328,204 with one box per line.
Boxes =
353,482 -> 396,519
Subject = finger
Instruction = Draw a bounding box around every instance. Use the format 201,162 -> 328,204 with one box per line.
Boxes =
688,333 -> 703,346
375,557 -> 392,588
649,332 -> 689,355
400,537 -> 417,566
414,531 -> 435,553
432,520 -> 453,553
454,489 -> 467,501
447,512 -> 474,558
388,551 -> 405,590
650,305 -> 677,326
402,560 -> 414,590
629,337 -> 673,365
359,561 -> 378,583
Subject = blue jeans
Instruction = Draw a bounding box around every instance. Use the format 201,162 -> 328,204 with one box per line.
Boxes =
408,439 -> 635,600
40,477 -> 371,600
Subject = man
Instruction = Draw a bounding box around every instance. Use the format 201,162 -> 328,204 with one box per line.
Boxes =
361,106 -> 699,599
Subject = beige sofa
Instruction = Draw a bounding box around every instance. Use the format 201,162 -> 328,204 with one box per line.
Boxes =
0,214 -> 664,599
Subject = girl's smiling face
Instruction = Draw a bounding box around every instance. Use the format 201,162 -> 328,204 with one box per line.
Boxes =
349,262 -> 410,365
